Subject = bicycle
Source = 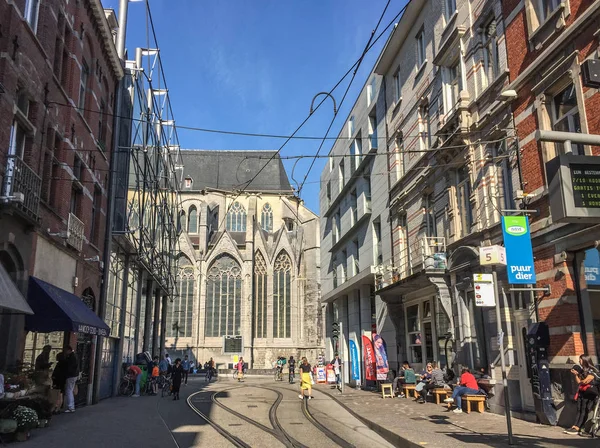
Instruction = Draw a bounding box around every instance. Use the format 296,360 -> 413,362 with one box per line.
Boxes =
161,375 -> 173,397
206,368 -> 213,383
118,375 -> 135,397
289,369 -> 295,384
587,395 -> 600,438
274,367 -> 283,381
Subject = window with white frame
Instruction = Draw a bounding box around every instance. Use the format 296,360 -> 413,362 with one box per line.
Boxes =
25,0 -> 41,33
393,70 -> 402,103
416,28 -> 426,69
551,83 -> 583,155
442,62 -> 461,113
535,0 -> 561,24
456,165 -> 472,237
226,201 -> 247,232
444,0 -> 457,22
188,206 -> 198,233
261,203 -> 273,232
79,60 -> 89,111
481,18 -> 499,88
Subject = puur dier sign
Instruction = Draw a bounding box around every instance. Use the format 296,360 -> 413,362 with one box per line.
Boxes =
502,216 -> 536,284
473,273 -> 496,306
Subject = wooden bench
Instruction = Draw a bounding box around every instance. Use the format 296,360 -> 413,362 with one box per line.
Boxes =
463,394 -> 486,414
431,388 -> 449,404
402,384 -> 417,398
381,383 -> 394,399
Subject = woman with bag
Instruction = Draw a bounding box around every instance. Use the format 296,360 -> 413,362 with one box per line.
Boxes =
564,354 -> 600,436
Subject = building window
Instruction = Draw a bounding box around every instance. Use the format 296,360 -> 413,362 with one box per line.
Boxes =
350,135 -> 362,173
416,28 -> 426,69
254,252 -> 268,338
442,62 -> 461,113
481,18 -> 499,88
367,77 -> 376,106
393,70 -> 402,103
25,0 -> 41,33
329,153 -> 334,172
90,186 -> 102,245
98,100 -> 107,147
70,157 -> 83,217
105,252 -> 125,336
339,159 -> 345,191
226,201 -> 247,232
353,239 -> 360,276
79,60 -> 89,111
406,304 -> 422,364
285,218 -> 295,231
348,116 -> 354,137
326,181 -> 331,208
167,267 -> 194,338
374,219 -> 382,265
273,252 -> 292,338
456,165 -> 472,237
333,209 -> 340,244
493,141 -> 516,211
551,83 -> 583,155
261,203 -> 273,232
341,250 -> 348,282
205,254 -> 242,337
418,105 -> 429,150
350,189 -> 358,226
444,0 -> 456,22
536,0 -> 561,24
185,177 -> 192,188
393,136 -> 405,182
368,115 -> 377,151
178,210 -> 186,233
424,193 -> 437,238
188,206 -> 198,234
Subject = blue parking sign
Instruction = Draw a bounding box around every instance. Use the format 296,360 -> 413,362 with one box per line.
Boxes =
502,216 -> 536,284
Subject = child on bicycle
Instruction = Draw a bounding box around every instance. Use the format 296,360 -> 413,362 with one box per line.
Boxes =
151,356 -> 160,395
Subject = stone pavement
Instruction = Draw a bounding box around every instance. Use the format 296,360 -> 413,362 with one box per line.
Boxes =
316,385 -> 597,448
20,376 -> 231,448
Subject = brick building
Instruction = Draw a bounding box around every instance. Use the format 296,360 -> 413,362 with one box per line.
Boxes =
502,0 -> 600,421
0,0 -> 121,405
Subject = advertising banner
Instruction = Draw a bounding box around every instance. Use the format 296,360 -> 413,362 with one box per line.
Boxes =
349,340 -> 360,380
372,334 -> 389,381
362,335 -> 376,381
502,216 -> 536,284
316,366 -> 326,383
584,248 -> 600,286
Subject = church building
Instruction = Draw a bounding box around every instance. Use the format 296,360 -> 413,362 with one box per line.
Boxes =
167,150 -> 323,368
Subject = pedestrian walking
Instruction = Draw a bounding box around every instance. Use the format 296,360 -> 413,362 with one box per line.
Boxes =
299,357 -> 313,400
150,356 -> 160,395
564,354 -> 600,436
35,345 -> 53,372
63,346 -> 79,413
51,352 -> 66,414
182,355 -> 191,385
171,358 -> 184,401
288,356 -> 296,384
331,353 -> 342,387
159,354 -> 169,375
236,357 -> 245,382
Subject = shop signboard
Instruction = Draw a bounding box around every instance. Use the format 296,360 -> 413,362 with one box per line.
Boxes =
326,365 -> 336,383
502,216 -> 536,284
316,366 -> 327,383
349,340 -> 360,380
584,248 -> 600,286
480,245 -> 507,266
473,273 -> 496,306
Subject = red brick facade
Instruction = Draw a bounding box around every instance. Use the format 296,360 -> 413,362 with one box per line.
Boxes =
503,0 -> 600,362
0,0 -> 122,374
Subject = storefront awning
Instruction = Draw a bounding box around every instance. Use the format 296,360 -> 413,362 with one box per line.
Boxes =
0,263 -> 34,315
25,277 -> 110,336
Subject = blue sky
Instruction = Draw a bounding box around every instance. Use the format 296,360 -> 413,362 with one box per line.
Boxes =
102,0 -> 402,213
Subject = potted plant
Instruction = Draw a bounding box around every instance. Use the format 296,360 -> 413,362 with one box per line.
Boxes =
12,406 -> 38,441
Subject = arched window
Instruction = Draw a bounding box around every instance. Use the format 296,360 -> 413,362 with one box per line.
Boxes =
188,206 -> 198,233
205,254 -> 242,337
254,252 -> 267,338
226,201 -> 246,232
167,266 -> 194,338
178,210 -> 186,233
273,251 -> 292,338
261,203 -> 273,232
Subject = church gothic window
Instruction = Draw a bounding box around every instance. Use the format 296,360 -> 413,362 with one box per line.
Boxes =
167,266 -> 194,338
226,201 -> 247,232
273,251 -> 292,338
261,203 -> 273,232
205,254 -> 242,337
254,252 -> 268,338
188,206 -> 198,234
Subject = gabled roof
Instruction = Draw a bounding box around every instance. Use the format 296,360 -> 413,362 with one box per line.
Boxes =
180,150 -> 293,193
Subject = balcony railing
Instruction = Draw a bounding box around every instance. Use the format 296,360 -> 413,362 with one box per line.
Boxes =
395,236 -> 447,282
1,154 -> 41,222
67,213 -> 85,252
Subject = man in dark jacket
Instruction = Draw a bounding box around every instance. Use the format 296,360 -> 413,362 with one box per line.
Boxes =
63,346 -> 79,413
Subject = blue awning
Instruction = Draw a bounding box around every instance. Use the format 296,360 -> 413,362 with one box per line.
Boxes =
25,277 -> 110,336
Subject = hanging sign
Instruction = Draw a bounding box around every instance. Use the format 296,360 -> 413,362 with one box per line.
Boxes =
584,248 -> 600,286
349,340 -> 360,380
480,245 -> 507,266
473,273 -> 496,306
502,216 -> 536,284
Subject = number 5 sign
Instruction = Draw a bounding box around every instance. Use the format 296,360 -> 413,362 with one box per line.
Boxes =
480,245 -> 507,266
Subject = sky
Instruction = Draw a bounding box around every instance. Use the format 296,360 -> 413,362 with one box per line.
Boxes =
102,0 -> 404,214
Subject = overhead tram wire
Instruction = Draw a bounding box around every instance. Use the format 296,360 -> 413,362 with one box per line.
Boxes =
297,0 -> 395,196
210,0 -> 409,230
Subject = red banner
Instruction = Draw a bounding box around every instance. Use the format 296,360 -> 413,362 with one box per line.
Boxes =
362,335 -> 376,381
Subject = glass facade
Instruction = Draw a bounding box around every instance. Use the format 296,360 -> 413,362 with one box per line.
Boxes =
105,251 -> 124,337
122,266 -> 138,363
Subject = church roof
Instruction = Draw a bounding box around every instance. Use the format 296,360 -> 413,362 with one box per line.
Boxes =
179,150 -> 293,192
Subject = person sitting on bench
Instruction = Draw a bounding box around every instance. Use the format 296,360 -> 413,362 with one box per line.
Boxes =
392,361 -> 416,397
417,361 -> 445,403
444,367 -> 480,413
